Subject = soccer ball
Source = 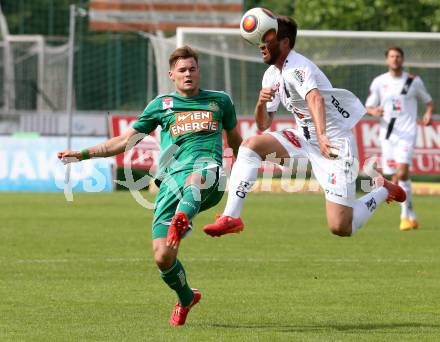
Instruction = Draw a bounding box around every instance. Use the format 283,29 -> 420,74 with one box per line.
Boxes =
240,7 -> 278,45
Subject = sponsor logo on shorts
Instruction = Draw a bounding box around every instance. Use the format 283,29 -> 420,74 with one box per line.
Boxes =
365,198 -> 377,212
170,111 -> 218,137
281,130 -> 301,148
328,173 -> 336,185
330,95 -> 350,118
162,97 -> 173,109
325,188 -> 343,198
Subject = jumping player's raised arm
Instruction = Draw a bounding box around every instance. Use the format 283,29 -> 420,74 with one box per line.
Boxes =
255,87 -> 277,131
255,68 -> 280,131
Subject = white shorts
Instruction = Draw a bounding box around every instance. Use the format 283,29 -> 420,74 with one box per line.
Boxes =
269,129 -> 358,207
381,137 -> 415,175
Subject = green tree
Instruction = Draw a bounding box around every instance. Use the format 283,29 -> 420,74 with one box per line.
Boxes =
246,0 -> 294,16
251,0 -> 440,32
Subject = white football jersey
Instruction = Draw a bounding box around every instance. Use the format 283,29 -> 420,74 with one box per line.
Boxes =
262,50 -> 366,142
365,71 -> 432,140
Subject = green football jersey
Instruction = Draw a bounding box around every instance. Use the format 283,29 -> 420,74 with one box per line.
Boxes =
132,89 -> 237,176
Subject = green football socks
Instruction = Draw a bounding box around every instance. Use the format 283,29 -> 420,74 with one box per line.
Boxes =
160,259 -> 194,307
176,184 -> 201,221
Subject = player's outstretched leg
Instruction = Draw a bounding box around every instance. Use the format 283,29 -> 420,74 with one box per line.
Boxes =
203,215 -> 244,237
203,146 -> 261,237
351,176 -> 406,235
204,134 -> 291,237
380,176 -> 407,203
169,288 -> 202,326
167,182 -> 202,248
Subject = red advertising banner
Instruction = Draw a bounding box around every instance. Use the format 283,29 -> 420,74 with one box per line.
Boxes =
355,120 -> 440,175
110,115 -> 296,171
109,115 -> 160,171
110,115 -> 440,175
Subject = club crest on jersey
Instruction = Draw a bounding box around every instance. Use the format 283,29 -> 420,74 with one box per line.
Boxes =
170,111 -> 218,137
209,101 -> 219,111
293,69 -> 305,86
392,98 -> 401,113
162,97 -> 173,109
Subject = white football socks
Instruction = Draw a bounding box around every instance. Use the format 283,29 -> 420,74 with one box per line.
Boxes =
351,187 -> 388,235
223,146 -> 262,218
398,180 -> 415,219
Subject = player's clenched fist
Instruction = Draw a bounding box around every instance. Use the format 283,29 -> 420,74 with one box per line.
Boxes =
57,150 -> 82,164
257,87 -> 277,106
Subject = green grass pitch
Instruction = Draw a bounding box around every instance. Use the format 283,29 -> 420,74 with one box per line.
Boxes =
1,192 -> 440,341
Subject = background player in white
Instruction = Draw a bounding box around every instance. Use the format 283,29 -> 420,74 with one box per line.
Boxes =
366,46 -> 434,231
204,15 -> 406,238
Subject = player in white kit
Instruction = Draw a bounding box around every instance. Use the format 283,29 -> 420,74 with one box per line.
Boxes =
204,15 -> 406,238
366,46 -> 434,231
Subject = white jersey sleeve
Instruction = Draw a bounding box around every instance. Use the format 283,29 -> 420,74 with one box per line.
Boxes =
283,64 -> 318,100
365,77 -> 380,108
262,67 -> 280,113
414,76 -> 432,104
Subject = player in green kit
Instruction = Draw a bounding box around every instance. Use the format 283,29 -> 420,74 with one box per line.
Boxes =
57,46 -> 242,326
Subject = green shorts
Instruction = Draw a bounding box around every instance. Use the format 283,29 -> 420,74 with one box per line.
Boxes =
152,166 -> 226,239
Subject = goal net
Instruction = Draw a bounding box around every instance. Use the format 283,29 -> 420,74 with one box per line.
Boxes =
170,28 -> 440,115
0,35 -> 68,112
